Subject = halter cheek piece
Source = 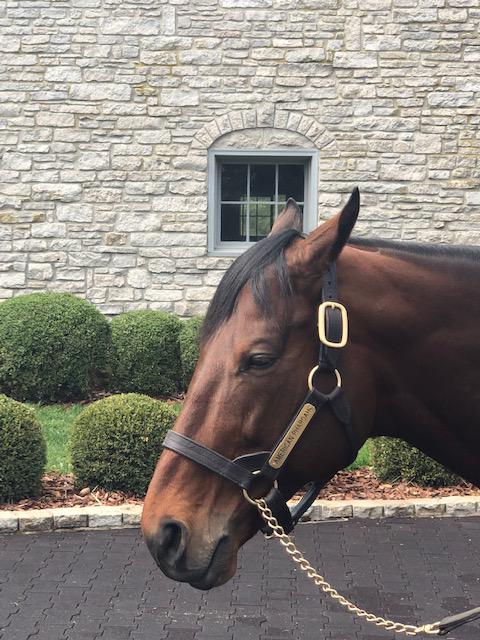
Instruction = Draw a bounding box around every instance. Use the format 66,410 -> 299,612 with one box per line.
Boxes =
163,263 -> 359,535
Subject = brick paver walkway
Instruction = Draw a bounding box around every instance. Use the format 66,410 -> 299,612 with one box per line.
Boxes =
1,518 -> 479,640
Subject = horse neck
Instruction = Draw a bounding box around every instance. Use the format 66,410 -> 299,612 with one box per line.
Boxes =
339,244 -> 479,344
337,244 -> 480,485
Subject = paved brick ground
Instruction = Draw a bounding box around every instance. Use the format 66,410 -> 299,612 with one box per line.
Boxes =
1,518 -> 479,640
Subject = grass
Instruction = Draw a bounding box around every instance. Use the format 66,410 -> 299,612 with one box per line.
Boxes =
171,402 -> 183,415
347,440 -> 371,470
33,404 -> 84,474
34,400 -> 370,477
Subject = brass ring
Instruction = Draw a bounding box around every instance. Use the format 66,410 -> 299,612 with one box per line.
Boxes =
242,471 -> 278,506
308,365 -> 342,391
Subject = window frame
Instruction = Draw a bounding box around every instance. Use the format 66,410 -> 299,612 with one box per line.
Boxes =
208,149 -> 319,256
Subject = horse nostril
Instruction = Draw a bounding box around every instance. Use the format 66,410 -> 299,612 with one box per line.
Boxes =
156,519 -> 189,566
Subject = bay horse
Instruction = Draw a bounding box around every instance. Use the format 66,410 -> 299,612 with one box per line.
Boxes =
142,188 -> 480,594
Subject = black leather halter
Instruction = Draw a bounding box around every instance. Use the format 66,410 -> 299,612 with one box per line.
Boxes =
163,263 -> 359,535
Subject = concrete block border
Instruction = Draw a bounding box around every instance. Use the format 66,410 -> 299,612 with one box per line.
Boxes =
302,496 -> 479,522
0,505 -> 142,534
0,496 -> 479,534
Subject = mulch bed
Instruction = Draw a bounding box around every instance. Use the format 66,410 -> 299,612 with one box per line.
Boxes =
0,474 -> 143,512
2,468 -> 480,512
316,468 -> 480,501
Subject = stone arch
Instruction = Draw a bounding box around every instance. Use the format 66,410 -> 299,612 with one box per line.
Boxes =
190,107 -> 337,152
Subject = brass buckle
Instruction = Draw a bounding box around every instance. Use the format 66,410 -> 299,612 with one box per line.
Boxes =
318,302 -> 348,348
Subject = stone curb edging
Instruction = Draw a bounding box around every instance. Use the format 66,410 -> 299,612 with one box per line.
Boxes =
0,504 -> 143,534
303,496 -> 480,522
1,496 -> 479,535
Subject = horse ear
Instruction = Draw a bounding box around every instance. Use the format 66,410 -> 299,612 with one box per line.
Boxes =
268,198 -> 303,235
328,187 -> 360,261
296,188 -> 360,272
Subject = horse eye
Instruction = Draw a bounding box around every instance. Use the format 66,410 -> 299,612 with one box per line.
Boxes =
247,354 -> 277,370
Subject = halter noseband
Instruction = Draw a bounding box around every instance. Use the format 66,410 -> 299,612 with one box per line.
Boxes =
163,263 -> 359,535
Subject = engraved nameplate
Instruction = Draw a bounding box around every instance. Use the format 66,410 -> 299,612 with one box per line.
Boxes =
268,403 -> 316,469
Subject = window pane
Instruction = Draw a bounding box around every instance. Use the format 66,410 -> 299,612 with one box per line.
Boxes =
250,164 -> 275,199
221,164 -> 247,201
221,204 -> 246,242
249,203 -> 275,241
278,164 -> 304,203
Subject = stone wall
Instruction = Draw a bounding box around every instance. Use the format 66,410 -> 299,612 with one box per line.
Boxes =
1,0 -> 479,316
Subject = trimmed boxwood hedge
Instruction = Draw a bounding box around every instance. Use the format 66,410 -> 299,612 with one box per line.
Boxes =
179,315 -> 203,390
371,437 -> 460,487
110,310 -> 182,396
0,394 -> 46,502
0,292 -> 110,403
70,393 -> 177,494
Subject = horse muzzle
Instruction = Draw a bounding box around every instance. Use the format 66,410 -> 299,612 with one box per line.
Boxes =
143,517 -> 235,590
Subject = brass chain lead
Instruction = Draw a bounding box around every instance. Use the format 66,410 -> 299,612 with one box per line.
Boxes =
253,497 -> 440,637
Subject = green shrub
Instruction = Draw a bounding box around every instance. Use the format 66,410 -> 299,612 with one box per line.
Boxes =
0,293 -> 110,403
371,437 -> 460,487
70,393 -> 176,494
110,310 -> 181,396
0,395 -> 46,502
179,316 -> 204,390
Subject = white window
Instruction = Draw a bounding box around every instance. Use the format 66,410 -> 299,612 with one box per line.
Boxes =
208,150 -> 318,255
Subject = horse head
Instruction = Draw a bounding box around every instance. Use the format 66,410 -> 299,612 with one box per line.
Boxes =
142,188 -> 374,589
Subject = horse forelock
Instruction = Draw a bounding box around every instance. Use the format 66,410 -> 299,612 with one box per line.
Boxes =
201,229 -> 304,344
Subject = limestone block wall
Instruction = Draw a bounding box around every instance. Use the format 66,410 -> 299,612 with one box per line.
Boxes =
0,0 -> 479,316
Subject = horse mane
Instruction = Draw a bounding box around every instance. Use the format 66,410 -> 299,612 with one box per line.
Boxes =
201,228 -> 303,343
349,236 -> 480,264
202,232 -> 480,343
